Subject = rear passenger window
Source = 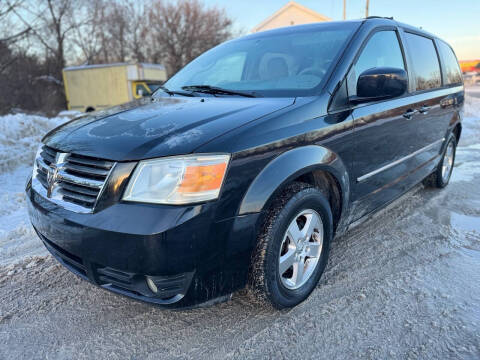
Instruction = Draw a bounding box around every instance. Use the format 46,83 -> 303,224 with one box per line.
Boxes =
351,31 -> 405,95
404,33 -> 441,91
437,41 -> 462,85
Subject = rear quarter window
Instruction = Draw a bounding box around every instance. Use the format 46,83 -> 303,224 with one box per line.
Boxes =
404,33 -> 442,91
437,41 -> 463,85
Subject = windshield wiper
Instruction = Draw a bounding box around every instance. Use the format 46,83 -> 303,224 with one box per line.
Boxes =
156,85 -> 195,97
181,85 -> 258,98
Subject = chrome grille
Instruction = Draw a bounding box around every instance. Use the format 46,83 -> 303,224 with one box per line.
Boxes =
32,145 -> 115,213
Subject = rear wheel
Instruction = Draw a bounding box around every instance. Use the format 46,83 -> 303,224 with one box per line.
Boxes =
424,135 -> 456,188
249,182 -> 332,309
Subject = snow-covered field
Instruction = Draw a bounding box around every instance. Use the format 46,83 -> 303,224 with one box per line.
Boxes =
0,89 -> 479,359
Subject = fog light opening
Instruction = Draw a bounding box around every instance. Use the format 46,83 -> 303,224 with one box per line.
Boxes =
146,277 -> 158,294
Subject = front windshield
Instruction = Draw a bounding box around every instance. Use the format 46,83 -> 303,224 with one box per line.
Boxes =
163,23 -> 358,97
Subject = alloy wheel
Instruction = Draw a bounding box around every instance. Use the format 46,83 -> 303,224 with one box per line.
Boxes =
278,209 -> 323,290
442,140 -> 455,182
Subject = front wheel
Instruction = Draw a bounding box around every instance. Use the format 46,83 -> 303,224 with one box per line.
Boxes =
248,182 -> 332,309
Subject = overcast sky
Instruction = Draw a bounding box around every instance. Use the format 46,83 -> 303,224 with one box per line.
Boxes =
204,0 -> 480,60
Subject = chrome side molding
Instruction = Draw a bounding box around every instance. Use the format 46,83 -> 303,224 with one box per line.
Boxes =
357,138 -> 444,182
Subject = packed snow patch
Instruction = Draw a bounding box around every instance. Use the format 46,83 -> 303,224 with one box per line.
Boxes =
0,114 -> 68,265
0,166 -> 48,266
57,110 -> 82,119
0,114 -> 66,173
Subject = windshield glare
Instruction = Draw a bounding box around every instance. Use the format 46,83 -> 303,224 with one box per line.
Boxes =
163,24 -> 357,97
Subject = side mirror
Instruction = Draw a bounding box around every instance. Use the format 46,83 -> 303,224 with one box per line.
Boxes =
350,67 -> 407,104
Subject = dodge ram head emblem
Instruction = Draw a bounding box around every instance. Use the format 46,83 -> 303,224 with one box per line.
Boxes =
46,153 -> 67,198
46,165 -> 59,198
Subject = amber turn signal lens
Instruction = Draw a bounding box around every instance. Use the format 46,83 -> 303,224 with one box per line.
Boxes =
123,154 -> 230,204
178,163 -> 227,193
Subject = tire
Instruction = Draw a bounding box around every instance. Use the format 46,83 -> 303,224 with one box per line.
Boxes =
248,182 -> 333,309
424,135 -> 457,188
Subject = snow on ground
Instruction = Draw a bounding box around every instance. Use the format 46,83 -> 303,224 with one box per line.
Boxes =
0,167 -> 46,267
57,110 -> 82,119
462,89 -> 480,146
0,113 -> 66,173
0,114 -> 69,266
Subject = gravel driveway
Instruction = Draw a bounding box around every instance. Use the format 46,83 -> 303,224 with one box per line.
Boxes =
1,90 -> 479,360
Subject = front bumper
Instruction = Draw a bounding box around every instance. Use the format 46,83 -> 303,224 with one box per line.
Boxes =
26,182 -> 259,308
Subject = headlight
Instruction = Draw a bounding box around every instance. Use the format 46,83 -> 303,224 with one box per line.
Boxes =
32,145 -> 43,177
122,154 -> 230,204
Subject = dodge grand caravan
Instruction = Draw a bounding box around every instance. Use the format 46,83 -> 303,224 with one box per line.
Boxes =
26,18 -> 464,309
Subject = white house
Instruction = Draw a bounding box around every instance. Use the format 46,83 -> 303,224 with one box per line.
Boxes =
252,1 -> 331,33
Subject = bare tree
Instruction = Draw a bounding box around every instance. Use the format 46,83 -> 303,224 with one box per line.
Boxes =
71,0 -> 105,64
0,0 -> 31,74
102,1 -> 129,62
0,41 -> 15,74
10,0 -> 85,107
12,0 -> 81,77
79,0 -> 148,64
146,0 -> 233,76
8,0 -> 232,72
0,0 -> 30,44
125,1 -> 148,63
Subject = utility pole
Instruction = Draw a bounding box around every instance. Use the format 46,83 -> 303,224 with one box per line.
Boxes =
365,0 -> 370,17
343,0 -> 346,20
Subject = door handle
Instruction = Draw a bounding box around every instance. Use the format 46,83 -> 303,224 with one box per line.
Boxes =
403,109 -> 418,119
418,105 -> 431,114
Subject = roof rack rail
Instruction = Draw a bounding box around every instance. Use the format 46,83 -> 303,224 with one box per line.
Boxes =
365,16 -> 394,20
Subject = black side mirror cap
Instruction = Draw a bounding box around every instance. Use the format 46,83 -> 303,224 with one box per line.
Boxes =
350,67 -> 407,104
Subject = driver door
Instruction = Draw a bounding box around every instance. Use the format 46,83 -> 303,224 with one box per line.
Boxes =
349,29 -> 420,220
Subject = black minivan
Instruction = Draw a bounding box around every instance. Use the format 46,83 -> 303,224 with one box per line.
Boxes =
26,18 -> 464,309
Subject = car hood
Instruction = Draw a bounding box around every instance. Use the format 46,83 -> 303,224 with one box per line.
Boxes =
43,96 -> 295,161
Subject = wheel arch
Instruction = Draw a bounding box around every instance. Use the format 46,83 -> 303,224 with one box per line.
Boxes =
292,169 -> 343,231
238,145 -> 351,234
452,122 -> 462,144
